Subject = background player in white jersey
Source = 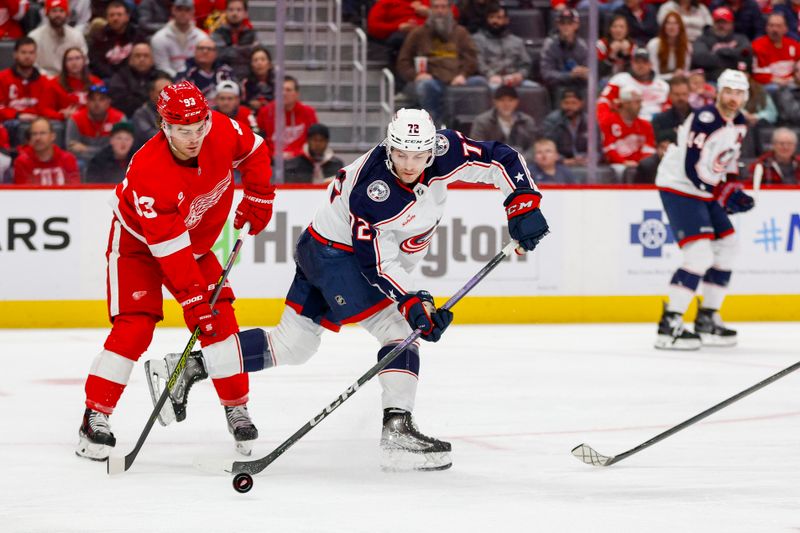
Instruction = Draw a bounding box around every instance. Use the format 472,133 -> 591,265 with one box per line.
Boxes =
147,108 -> 549,471
76,82 -> 274,460
654,69 -> 755,350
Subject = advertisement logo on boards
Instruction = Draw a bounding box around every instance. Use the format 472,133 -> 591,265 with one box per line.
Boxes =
630,210 -> 675,257
752,214 -> 800,253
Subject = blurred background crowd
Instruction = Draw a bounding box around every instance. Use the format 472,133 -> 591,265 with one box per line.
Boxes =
0,0 -> 799,185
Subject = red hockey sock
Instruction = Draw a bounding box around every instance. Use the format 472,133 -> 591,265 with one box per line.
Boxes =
212,373 -> 250,406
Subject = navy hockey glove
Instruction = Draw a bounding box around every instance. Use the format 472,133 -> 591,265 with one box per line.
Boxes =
714,181 -> 754,214
504,188 -> 549,251
397,291 -> 453,343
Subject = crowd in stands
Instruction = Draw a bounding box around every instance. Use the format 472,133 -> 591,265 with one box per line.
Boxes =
0,0 -> 339,185
3,0 -> 800,185
362,0 -> 800,184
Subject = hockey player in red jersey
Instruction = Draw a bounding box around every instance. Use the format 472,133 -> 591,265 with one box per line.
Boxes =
76,81 -> 275,460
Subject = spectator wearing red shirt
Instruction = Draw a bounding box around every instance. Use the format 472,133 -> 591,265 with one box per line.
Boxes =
0,0 -> 29,40
600,85 -> 656,179
751,13 -> 800,88
368,0 -> 435,84
14,117 -> 80,185
748,128 -> 800,185
0,37 -> 63,146
214,80 -> 257,134
257,76 -> 319,160
45,47 -> 103,121
65,84 -> 125,167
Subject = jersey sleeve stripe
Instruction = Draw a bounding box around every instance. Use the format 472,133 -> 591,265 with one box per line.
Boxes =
148,231 -> 191,258
232,134 -> 264,168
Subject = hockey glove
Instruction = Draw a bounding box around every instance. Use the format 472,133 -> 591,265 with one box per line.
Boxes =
234,184 -> 276,235
714,181 -> 754,214
397,291 -> 453,343
504,188 -> 549,252
179,286 -> 220,342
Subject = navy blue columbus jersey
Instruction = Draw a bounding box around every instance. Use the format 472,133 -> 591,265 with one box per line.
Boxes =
656,104 -> 747,199
311,129 -> 539,300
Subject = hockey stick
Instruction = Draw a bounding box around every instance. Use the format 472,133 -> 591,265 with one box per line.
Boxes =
107,222 -> 251,475
751,161 -> 763,203
226,239 -> 521,483
572,358 -> 800,467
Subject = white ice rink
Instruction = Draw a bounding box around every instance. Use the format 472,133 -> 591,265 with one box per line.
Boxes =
1,323 -> 799,532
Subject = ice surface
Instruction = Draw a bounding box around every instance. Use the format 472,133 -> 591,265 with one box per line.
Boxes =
1,323 -> 799,532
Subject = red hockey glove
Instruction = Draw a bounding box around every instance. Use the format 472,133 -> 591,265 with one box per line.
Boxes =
234,185 -> 276,235
179,287 -> 219,341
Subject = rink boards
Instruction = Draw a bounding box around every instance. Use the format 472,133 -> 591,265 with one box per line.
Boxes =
0,184 -> 798,327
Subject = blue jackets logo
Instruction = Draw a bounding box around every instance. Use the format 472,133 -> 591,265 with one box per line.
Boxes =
630,210 -> 675,257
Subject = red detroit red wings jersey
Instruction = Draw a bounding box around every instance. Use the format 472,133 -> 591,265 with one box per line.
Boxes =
110,110 -> 270,289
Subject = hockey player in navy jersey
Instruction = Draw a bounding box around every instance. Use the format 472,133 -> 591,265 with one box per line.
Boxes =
146,108 -> 549,471
654,69 -> 755,350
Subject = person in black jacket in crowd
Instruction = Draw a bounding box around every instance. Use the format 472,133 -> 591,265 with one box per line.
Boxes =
86,121 -> 135,183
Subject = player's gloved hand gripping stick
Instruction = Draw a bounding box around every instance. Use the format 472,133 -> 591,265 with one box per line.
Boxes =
107,222 -> 252,475
225,239 -> 530,493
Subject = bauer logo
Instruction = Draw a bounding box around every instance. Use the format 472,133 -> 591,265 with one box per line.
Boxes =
630,210 -> 675,257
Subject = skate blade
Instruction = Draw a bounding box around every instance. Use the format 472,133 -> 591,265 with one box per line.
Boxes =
75,435 -> 112,461
654,334 -> 701,351
144,360 -> 176,426
699,333 -> 737,347
235,440 -> 254,456
380,449 -> 452,472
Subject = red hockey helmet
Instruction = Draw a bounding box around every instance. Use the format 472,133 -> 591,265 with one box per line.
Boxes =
157,81 -> 210,125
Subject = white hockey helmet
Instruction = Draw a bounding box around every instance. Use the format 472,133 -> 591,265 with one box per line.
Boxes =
716,69 -> 749,104
385,108 -> 437,172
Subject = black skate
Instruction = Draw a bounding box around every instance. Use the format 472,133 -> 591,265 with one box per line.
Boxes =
144,350 -> 208,426
380,408 -> 452,472
76,408 -> 117,461
654,306 -> 701,351
695,307 -> 738,347
225,405 -> 259,456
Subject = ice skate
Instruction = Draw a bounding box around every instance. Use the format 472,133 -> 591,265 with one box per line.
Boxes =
225,405 -> 259,456
695,307 -> 737,347
380,409 -> 452,472
145,350 -> 208,426
655,306 -> 701,351
76,408 -> 116,461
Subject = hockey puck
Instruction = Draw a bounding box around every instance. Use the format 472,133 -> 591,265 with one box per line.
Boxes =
232,472 -> 253,493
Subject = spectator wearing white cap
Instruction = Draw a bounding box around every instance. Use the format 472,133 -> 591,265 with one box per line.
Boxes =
29,0 -> 88,77
150,0 -> 207,78
214,79 -> 257,133
598,46 -> 670,122
600,84 -> 656,179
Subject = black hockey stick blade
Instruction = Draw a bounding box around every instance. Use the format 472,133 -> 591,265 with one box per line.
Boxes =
571,358 -> 800,468
227,240 -> 521,478
107,223 -> 251,475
